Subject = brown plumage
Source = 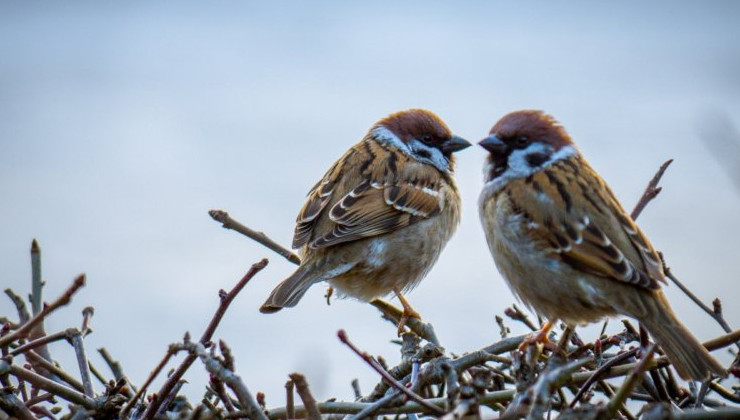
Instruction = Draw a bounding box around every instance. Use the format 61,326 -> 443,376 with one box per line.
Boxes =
261,109 -> 470,315
478,110 -> 726,381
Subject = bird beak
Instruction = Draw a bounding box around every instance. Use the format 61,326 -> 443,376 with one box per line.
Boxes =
441,135 -> 472,154
478,135 -> 507,155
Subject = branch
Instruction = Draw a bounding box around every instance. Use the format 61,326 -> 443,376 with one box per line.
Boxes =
337,329 -> 445,415
0,274 -> 85,348
288,373 -> 321,420
370,299 -> 441,346
142,258 -> 268,419
8,365 -> 96,409
629,159 -> 737,348
24,350 -> 85,392
630,158 -> 673,220
602,344 -> 657,418
119,344 -> 176,417
663,265 -> 738,349
263,389 -> 516,419
69,329 -> 94,397
192,341 -> 268,420
209,210 -> 301,265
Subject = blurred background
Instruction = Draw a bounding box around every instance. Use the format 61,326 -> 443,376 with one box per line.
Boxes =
2,0 -> 739,406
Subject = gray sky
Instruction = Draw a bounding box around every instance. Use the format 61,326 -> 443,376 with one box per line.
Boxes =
1,0 -> 739,406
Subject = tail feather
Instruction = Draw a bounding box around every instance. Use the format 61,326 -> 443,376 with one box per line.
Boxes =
260,267 -> 319,314
641,293 -> 726,381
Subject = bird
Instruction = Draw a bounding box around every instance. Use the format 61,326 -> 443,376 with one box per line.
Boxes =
260,109 -> 471,331
477,110 -> 726,381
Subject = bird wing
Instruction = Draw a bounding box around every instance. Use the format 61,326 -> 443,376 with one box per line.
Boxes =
508,156 -> 665,290
292,139 -> 444,249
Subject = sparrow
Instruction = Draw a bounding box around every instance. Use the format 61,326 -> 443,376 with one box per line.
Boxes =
477,110 -> 726,381
260,109 -> 471,329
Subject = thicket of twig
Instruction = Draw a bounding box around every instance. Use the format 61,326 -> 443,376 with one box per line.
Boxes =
2,161 -> 739,420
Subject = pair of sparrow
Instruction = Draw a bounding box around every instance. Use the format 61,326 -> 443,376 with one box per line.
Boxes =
260,108 -> 725,381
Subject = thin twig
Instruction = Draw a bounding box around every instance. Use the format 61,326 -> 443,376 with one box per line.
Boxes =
525,357 -> 592,419
629,159 -> 738,349
630,159 -> 673,220
191,341 -> 268,420
10,328 -> 75,356
337,329 -> 445,415
602,344 -> 656,418
285,379 -> 295,420
98,347 -> 136,395
69,329 -> 94,397
504,304 -> 539,332
663,266 -> 739,349
288,373 -> 321,420
209,210 -> 301,265
571,348 -> 637,406
30,239 -> 43,316
0,275 -> 86,348
370,299 -> 441,346
349,392 -> 402,420
264,389 -> 516,419
119,344 -> 176,417
142,259 -> 268,419
24,350 -> 85,392
8,365 -> 96,409
0,391 -> 36,420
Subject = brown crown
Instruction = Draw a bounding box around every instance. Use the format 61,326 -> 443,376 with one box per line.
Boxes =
491,110 -> 573,148
377,109 -> 453,143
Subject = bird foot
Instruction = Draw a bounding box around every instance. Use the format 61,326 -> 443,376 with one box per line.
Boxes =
518,320 -> 554,351
394,288 -> 422,336
397,306 -> 422,336
324,286 -> 334,306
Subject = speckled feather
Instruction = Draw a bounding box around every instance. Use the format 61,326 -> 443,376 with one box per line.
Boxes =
499,155 -> 665,290
261,109 -> 466,313
479,110 -> 726,380
293,138 -> 448,249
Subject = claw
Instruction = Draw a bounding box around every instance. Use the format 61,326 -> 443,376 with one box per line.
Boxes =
325,286 -> 334,306
394,288 -> 421,335
518,320 -> 554,351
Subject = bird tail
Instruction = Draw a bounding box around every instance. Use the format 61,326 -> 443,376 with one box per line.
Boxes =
640,292 -> 726,381
260,266 -> 319,314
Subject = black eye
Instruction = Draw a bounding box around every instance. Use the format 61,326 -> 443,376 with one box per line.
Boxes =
421,134 -> 433,143
515,136 -> 530,147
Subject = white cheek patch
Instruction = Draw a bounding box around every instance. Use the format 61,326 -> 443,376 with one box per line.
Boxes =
371,126 -> 451,173
507,142 -> 555,178
481,145 -> 578,196
372,126 -> 410,153
408,139 -> 450,173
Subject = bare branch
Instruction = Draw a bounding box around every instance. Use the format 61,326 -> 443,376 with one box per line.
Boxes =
630,159 -> 673,220
0,274 -> 85,349
370,299 -> 441,346
602,344 -> 657,418
209,210 -> 301,265
288,373 -> 321,420
142,258 -> 268,419
337,329 -> 445,415
8,365 -> 96,409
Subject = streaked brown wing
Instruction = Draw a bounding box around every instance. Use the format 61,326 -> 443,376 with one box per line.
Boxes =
310,179 -> 442,248
292,157 -> 344,248
292,138 -> 444,250
508,157 -> 664,290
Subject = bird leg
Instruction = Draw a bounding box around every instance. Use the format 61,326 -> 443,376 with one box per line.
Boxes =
394,288 -> 422,335
324,286 -> 334,306
518,320 -> 554,351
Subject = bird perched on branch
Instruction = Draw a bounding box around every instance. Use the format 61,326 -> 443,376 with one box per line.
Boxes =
260,109 -> 471,331
478,110 -> 726,380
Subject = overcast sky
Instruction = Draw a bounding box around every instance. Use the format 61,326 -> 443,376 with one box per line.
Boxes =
1,0 -> 739,408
